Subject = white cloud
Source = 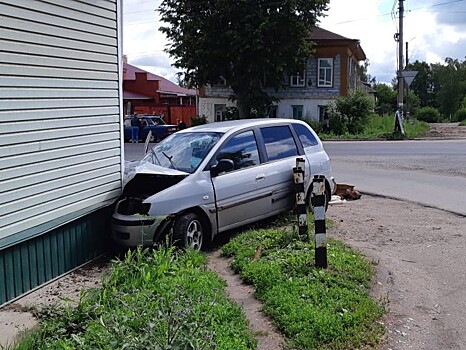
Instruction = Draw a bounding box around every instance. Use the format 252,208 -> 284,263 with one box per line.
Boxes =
122,0 -> 466,84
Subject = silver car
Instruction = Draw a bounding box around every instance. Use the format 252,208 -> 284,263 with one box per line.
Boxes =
112,119 -> 336,250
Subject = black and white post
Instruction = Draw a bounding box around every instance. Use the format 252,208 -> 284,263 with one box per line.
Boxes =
311,175 -> 327,268
293,158 -> 307,240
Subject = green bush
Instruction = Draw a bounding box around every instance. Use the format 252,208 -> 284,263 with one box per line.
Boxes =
415,107 -> 442,123
326,89 -> 374,135
454,108 -> 466,122
306,120 -> 323,134
190,114 -> 208,126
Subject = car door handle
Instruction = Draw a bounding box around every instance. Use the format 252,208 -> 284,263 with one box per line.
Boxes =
255,174 -> 266,181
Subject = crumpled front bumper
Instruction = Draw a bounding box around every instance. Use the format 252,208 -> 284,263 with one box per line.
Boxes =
111,213 -> 167,247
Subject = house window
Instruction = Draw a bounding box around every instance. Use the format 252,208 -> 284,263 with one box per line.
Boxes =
318,58 -> 333,87
214,104 -> 226,121
292,105 -> 303,119
290,71 -> 305,87
318,105 -> 327,123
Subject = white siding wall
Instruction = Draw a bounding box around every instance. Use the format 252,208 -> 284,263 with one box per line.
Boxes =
0,0 -> 122,245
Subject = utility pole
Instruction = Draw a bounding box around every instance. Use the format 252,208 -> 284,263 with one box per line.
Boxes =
406,41 -> 409,67
395,0 -> 405,134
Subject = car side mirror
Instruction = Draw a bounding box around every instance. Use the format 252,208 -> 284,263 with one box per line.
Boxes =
210,159 -> 234,177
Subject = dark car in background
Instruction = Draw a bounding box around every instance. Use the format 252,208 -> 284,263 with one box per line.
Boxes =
124,115 -> 178,142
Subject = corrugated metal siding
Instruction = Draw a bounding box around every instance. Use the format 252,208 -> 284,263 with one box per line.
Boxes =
0,0 -> 122,246
0,207 -> 110,306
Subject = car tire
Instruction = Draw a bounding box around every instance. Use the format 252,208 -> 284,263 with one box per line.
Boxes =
173,213 -> 204,251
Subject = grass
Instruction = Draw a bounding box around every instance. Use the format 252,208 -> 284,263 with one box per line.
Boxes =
9,215 -> 386,350
319,114 -> 429,140
10,247 -> 256,350
222,217 -> 386,350
460,120 -> 466,126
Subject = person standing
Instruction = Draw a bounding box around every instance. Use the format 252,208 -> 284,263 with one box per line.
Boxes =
130,116 -> 140,143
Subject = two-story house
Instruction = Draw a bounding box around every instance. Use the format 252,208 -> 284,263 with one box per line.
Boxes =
198,27 -> 367,123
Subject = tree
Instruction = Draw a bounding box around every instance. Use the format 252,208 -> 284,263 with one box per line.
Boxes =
405,60 -> 435,108
373,83 -> 397,115
432,58 -> 466,118
158,0 -> 329,118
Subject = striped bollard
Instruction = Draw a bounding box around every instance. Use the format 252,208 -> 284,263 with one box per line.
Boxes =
311,175 -> 327,268
293,158 -> 307,240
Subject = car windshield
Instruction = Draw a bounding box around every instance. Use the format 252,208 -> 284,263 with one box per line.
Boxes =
142,132 -> 223,173
150,117 -> 166,125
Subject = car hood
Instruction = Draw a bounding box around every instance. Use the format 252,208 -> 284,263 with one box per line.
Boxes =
122,161 -> 189,199
124,160 -> 188,182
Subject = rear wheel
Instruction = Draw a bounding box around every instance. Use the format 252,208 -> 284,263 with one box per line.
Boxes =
173,213 -> 204,251
307,182 -> 331,213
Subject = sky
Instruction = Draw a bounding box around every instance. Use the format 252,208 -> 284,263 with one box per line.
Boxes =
122,0 -> 466,85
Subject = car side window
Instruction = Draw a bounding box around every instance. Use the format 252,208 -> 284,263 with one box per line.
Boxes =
292,123 -> 319,148
216,131 -> 260,171
260,126 -> 298,161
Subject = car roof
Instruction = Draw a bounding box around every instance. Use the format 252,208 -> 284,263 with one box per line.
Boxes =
183,118 -> 308,134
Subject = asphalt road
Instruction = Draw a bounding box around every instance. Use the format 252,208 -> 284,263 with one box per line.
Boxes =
324,140 -> 466,216
123,139 -> 466,216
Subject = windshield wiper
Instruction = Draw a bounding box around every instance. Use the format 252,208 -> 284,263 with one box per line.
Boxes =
150,148 -> 160,165
162,151 -> 177,169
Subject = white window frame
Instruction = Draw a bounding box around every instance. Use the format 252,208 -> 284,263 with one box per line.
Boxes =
290,71 -> 305,87
318,58 -> 333,87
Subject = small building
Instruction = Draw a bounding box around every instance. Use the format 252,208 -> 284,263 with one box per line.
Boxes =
123,62 -> 197,126
0,0 -> 123,305
198,27 -> 367,123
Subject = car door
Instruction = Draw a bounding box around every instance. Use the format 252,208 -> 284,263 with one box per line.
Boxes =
256,125 -> 300,213
210,130 -> 271,232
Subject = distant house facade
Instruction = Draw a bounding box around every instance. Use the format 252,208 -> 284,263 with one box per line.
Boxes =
0,0 -> 123,305
123,62 -> 197,125
198,27 -> 367,122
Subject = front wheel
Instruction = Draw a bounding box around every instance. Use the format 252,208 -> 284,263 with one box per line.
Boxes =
173,213 -> 204,251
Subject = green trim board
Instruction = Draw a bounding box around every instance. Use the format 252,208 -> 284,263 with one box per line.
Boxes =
0,201 -> 115,251
0,207 -> 111,306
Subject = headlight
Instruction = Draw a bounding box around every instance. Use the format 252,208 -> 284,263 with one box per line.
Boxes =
117,198 -> 151,215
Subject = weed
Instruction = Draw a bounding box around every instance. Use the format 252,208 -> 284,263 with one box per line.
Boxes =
12,247 -> 256,350
319,114 -> 429,140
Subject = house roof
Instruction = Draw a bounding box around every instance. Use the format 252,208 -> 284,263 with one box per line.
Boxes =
123,90 -> 152,100
310,27 -> 350,41
123,62 -> 197,96
310,27 -> 367,61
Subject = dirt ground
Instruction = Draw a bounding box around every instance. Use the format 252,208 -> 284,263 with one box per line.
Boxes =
328,195 -> 466,350
418,122 -> 466,139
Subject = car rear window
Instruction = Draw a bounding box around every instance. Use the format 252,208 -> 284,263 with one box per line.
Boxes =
292,123 -> 319,147
260,125 -> 298,161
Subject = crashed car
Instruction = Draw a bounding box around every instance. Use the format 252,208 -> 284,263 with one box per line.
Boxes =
112,119 -> 336,250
